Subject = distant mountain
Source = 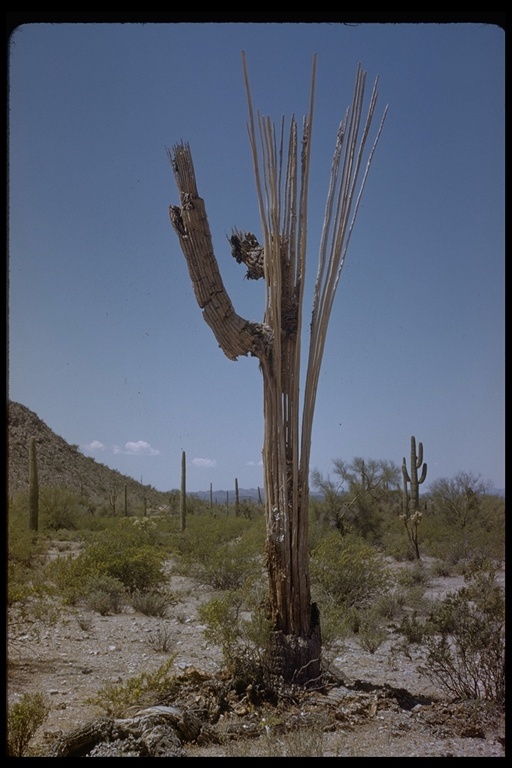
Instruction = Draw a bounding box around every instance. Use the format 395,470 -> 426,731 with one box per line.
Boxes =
7,401 -> 170,512
7,402 -> 270,512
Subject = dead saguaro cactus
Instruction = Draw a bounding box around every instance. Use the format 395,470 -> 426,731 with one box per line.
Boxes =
401,435 -> 428,559
28,437 -> 39,532
167,53 -> 386,684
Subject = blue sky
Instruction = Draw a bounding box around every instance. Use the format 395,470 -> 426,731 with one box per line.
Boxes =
8,21 -> 505,493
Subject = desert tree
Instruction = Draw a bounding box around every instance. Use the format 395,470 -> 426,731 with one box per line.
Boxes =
313,457 -> 400,539
167,53 -> 387,684
429,471 -> 491,530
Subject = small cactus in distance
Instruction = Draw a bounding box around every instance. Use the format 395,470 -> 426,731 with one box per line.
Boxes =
28,437 -> 39,532
401,435 -> 427,559
180,450 -> 186,531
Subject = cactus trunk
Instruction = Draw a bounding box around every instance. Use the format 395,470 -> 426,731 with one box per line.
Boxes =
28,437 -> 39,532
401,435 -> 427,560
180,450 -> 186,531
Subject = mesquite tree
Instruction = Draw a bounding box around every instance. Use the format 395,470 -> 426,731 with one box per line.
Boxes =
167,54 -> 386,683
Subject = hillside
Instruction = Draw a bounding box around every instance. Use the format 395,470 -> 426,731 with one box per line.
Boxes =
7,401 -> 169,512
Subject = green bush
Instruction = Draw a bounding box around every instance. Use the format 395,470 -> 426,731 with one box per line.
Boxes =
373,588 -> 407,620
169,514 -> 265,590
75,532 -> 166,594
399,612 -> 426,645
44,527 -> 166,604
8,493 -> 48,605
198,586 -> 273,696
87,657 -> 178,717
84,573 -> 126,615
396,560 -> 430,588
358,608 -> 388,654
201,538 -> 262,590
131,589 -> 175,617
7,692 -> 50,757
39,486 -> 91,530
314,595 -> 354,650
418,570 -> 505,706
97,544 -> 164,593
8,492 -> 44,564
310,531 -> 391,610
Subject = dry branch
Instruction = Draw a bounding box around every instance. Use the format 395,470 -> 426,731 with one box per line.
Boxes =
167,144 -> 269,362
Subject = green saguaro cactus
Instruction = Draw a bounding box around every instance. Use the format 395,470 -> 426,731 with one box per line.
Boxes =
28,437 -> 39,532
180,450 -> 187,532
235,478 -> 240,517
401,435 -> 427,559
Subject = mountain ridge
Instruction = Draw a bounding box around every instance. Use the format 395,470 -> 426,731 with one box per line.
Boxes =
7,401 -> 266,508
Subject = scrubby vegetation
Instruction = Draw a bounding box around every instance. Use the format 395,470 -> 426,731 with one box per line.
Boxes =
7,459 -> 505,759
86,658 -> 179,718
7,692 -> 50,757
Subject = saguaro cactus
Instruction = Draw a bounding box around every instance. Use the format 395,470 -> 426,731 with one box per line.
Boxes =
28,437 -> 39,532
180,450 -> 186,532
235,478 -> 240,517
401,435 -> 427,559
167,54 -> 386,684
109,482 -> 117,516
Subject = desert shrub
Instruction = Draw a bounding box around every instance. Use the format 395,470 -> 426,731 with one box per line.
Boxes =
8,494 -> 48,605
199,587 -> 274,697
43,530 -> 166,603
77,534 -> 166,594
199,591 -> 244,656
399,612 -> 426,645
358,608 -> 388,654
170,514 -> 265,575
373,588 -> 408,620
201,538 -> 263,590
418,570 -> 505,706
404,586 -> 435,616
83,573 -> 126,615
131,589 -> 174,617
226,721 -> 327,757
7,692 -> 50,757
396,559 -> 430,588
43,553 -> 94,605
87,657 -> 178,717
315,595 -> 354,651
430,559 -> 455,578
76,614 -> 94,632
310,531 -> 391,610
381,528 -> 418,562
8,493 -> 45,563
7,561 -> 52,608
420,501 -> 505,569
145,626 -> 176,653
39,486 -> 91,530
